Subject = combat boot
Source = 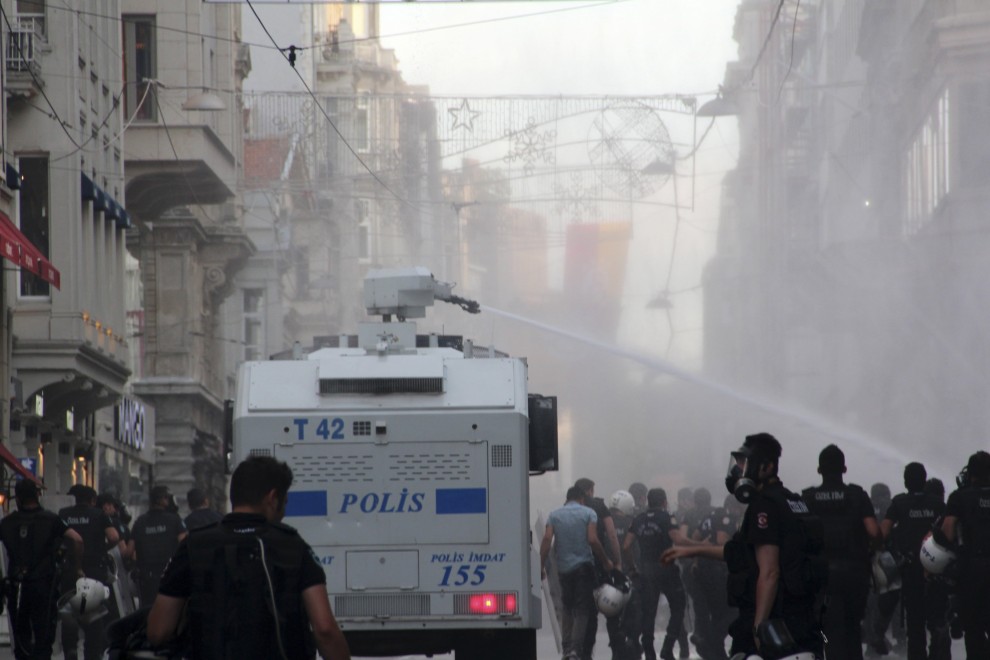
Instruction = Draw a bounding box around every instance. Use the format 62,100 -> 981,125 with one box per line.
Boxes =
659,635 -> 676,660
641,635 -> 657,660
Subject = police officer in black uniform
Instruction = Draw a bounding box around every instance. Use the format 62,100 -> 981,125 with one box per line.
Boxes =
575,477 -> 622,660
686,488 -> 734,660
96,492 -> 131,560
662,432 -> 826,658
801,444 -> 879,660
622,487 -> 696,660
0,479 -> 83,660
183,488 -> 222,532
147,456 -> 351,659
58,485 -> 120,660
941,450 -> 990,657
877,462 -> 946,660
128,485 -> 186,608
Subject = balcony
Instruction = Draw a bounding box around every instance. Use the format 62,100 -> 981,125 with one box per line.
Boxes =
5,14 -> 45,97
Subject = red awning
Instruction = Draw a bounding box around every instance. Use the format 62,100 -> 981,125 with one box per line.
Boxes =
0,211 -> 60,289
0,443 -> 42,486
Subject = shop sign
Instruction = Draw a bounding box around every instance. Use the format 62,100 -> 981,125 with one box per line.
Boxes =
115,398 -> 146,451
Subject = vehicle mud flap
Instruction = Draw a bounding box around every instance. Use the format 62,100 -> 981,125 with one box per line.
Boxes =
535,511 -> 562,654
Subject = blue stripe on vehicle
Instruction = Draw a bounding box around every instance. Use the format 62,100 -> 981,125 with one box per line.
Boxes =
435,488 -> 487,514
284,490 -> 328,517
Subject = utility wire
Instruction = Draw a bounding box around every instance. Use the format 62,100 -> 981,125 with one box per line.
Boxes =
150,89 -> 218,223
776,0 -> 801,101
0,3 -> 83,149
245,0 -> 420,212
748,0 -> 788,82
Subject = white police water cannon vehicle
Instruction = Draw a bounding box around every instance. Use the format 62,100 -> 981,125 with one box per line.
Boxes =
229,267 -> 559,659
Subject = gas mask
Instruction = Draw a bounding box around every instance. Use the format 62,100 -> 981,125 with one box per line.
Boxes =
957,466 -> 970,490
725,447 -> 760,504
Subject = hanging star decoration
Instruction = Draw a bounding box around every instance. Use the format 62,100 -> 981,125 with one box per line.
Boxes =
448,99 -> 481,132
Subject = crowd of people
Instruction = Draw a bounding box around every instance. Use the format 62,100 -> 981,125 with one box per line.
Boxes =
541,434 -> 990,660
0,462 -> 352,660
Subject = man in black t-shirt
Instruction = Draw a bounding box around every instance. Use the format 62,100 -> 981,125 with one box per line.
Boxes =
876,462 -> 946,660
801,445 -> 879,660
128,485 -> 186,608
942,450 -> 990,657
183,488 -> 222,531
0,479 -> 83,660
147,456 -> 351,660
686,489 -> 734,660
623,488 -> 696,660
662,433 -> 825,658
575,477 -> 621,660
58,485 -> 120,660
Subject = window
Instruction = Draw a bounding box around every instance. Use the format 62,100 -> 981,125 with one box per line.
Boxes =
355,97 -> 370,152
904,89 -> 950,236
358,223 -> 371,262
243,288 -> 264,362
18,155 -> 50,297
958,80 -> 990,190
122,16 -> 156,121
15,0 -> 45,37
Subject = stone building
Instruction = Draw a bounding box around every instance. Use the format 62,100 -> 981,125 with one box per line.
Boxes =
707,0 -> 990,459
2,0 -> 144,497
122,0 -> 252,508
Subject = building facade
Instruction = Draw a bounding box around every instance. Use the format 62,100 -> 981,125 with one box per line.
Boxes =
122,0 -> 252,509
2,0 -> 143,498
707,0 -> 990,459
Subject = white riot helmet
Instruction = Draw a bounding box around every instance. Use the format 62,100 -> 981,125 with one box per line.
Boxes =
607,490 -> 635,517
58,577 -> 111,625
919,530 -> 956,575
871,550 -> 902,594
593,570 -> 632,617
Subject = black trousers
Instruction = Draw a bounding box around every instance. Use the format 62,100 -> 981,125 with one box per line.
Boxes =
875,563 -> 949,660
958,558 -> 990,658
821,565 -> 869,660
7,578 -> 59,660
690,562 -> 731,660
559,563 -> 598,658
136,566 -> 164,609
639,565 -> 686,650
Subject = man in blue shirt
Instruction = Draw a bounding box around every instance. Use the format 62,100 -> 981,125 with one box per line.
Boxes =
541,485 -> 614,660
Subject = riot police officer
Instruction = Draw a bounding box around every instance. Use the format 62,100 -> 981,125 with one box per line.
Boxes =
147,456 -> 352,659
128,485 -> 186,608
58,485 -> 120,660
941,450 -> 990,656
622,487 -> 696,660
877,462 -> 946,660
801,444 -> 879,660
662,432 -> 826,658
607,489 -> 640,660
0,479 -> 83,660
685,488 -> 734,660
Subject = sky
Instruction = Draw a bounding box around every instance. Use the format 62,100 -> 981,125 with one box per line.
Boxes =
241,0 -> 742,367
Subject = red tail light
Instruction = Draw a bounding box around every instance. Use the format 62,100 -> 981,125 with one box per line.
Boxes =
455,591 -> 519,615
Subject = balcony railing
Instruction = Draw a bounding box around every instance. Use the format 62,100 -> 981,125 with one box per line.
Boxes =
6,14 -> 45,72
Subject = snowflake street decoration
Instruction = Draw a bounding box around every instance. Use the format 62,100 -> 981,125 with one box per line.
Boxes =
504,117 -> 557,175
448,99 -> 481,132
587,103 -> 673,198
553,171 -> 600,223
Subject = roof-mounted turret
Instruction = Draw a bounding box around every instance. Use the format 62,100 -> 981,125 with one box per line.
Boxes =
363,266 -> 479,321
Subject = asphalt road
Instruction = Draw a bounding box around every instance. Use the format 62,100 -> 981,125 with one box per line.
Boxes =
0,619 -> 969,658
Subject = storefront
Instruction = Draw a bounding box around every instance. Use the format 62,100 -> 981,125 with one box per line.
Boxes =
97,395 -> 156,512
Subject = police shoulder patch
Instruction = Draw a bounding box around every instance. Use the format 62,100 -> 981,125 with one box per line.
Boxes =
757,512 -> 769,529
